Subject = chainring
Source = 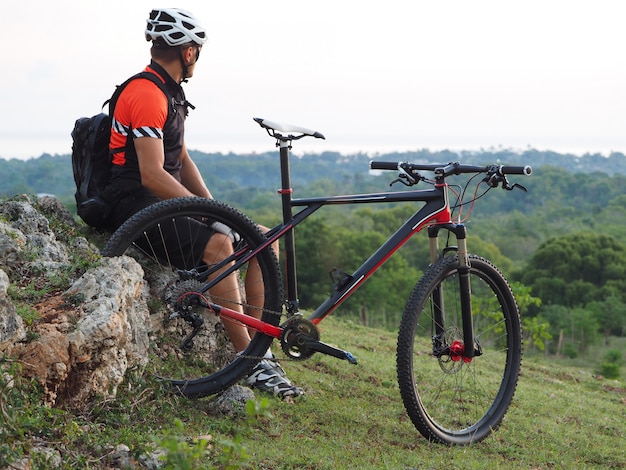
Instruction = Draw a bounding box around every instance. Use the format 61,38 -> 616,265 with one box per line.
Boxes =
280,317 -> 320,360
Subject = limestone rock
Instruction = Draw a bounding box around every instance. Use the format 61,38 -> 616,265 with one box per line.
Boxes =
0,268 -> 26,351
8,256 -> 151,408
0,195 -> 70,271
64,256 -> 151,408
210,384 -> 257,417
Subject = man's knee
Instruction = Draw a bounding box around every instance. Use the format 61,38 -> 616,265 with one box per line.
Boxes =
204,232 -> 234,262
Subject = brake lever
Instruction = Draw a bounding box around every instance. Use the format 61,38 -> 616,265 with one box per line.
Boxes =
503,182 -> 528,192
484,170 -> 527,192
390,172 -> 422,187
390,175 -> 412,187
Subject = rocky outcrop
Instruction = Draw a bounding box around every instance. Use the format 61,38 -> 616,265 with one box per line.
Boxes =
8,256 -> 151,407
0,196 -> 150,408
0,268 -> 26,350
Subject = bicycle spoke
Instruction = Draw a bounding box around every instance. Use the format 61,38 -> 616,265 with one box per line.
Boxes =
397,255 -> 522,444
102,197 -> 284,398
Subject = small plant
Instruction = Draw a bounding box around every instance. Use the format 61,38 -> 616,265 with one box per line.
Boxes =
598,349 -> 622,379
14,304 -> 41,326
0,361 -> 62,467
147,297 -> 165,315
604,349 -> 623,364
216,398 -> 272,469
599,363 -> 620,379
563,343 -> 579,359
64,291 -> 86,307
153,398 -> 272,469
7,279 -> 52,304
523,316 -> 552,352
154,419 -> 212,470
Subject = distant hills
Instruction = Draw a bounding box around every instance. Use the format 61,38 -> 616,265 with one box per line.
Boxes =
1,148 -> 625,208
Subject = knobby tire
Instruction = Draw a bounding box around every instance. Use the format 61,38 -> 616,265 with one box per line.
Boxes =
397,254 -> 522,445
101,197 -> 283,398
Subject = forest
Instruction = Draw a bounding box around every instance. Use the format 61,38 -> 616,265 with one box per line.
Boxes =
2,147 -> 626,368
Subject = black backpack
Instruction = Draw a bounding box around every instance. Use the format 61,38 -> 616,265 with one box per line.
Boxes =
71,72 -> 169,228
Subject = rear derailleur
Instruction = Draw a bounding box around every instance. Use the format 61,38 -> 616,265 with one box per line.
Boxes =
166,279 -> 208,351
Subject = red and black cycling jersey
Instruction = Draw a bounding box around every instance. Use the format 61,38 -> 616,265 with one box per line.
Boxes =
109,61 -> 188,185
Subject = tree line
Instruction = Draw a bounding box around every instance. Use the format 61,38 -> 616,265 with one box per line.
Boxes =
3,147 -> 626,204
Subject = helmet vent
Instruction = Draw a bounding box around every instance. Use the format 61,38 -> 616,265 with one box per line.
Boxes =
159,12 -> 176,23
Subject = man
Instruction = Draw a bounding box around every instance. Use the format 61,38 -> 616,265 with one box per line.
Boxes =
105,8 -> 302,398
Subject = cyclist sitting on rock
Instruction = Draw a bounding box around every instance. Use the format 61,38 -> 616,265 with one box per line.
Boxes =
103,8 -> 302,398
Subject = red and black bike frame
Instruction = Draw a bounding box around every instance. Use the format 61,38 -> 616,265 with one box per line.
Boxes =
203,139 -> 479,358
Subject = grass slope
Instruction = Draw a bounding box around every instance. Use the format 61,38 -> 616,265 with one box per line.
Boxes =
242,317 -> 625,469
2,317 -> 624,469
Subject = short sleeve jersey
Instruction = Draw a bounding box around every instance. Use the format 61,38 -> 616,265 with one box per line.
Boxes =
109,61 -> 187,184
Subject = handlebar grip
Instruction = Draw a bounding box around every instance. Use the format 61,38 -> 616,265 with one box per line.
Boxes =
370,161 -> 399,170
501,165 -> 532,176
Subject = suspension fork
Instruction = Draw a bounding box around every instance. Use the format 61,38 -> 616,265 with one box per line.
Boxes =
427,224 -> 476,359
428,225 -> 446,352
455,225 -> 477,359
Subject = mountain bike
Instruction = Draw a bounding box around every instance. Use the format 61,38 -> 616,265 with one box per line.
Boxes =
102,117 -> 531,445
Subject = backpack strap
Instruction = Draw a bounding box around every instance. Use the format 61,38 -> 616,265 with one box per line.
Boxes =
103,71 -> 172,116
104,71 -> 175,156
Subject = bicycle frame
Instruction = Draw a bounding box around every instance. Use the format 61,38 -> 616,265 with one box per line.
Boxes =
275,140 -> 455,323
203,138 -> 474,354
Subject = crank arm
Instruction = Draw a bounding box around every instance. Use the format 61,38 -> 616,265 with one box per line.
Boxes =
304,338 -> 358,364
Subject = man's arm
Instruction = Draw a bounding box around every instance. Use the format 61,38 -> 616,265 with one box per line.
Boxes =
135,137 -> 197,200
179,143 -> 212,199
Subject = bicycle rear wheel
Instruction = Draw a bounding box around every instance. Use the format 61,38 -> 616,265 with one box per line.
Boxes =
397,254 -> 522,445
101,197 -> 283,398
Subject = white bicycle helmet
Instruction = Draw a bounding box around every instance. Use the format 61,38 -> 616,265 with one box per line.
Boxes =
145,8 -> 207,47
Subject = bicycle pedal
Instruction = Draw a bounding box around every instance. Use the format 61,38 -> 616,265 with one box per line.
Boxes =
304,337 -> 358,365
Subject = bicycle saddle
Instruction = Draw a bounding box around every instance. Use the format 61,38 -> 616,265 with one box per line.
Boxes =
254,117 -> 325,140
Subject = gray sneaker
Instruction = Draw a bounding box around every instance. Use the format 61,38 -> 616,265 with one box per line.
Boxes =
246,357 -> 304,398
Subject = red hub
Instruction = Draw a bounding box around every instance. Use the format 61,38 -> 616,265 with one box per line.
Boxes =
449,340 -> 472,363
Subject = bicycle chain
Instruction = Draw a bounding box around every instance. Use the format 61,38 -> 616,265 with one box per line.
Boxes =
213,303 -> 321,363
172,290 -> 311,363
205,293 -> 286,320
168,282 -> 285,320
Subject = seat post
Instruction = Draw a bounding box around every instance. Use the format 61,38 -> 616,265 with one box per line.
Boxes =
278,139 -> 300,314
278,140 -> 294,223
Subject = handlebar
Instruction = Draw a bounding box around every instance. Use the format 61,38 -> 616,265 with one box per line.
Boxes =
370,160 -> 532,191
499,165 -> 532,175
370,161 -> 532,177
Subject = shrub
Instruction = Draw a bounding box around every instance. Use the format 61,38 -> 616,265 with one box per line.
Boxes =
599,363 -> 620,379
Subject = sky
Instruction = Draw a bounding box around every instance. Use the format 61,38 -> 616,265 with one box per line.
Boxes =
1,0 -> 624,160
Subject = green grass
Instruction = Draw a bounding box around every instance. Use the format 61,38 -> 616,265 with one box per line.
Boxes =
2,316 -> 625,469
241,318 -> 626,469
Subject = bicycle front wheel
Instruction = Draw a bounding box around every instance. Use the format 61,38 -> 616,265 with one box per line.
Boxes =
101,197 -> 283,398
397,254 -> 522,445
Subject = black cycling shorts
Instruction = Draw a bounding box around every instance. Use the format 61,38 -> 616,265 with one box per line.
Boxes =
135,215 -> 214,269
107,188 -> 214,270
